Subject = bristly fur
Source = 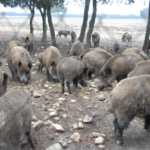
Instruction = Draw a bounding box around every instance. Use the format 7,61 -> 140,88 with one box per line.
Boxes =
109,75 -> 150,145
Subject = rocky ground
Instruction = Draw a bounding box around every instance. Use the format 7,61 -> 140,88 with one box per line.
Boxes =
1,52 -> 150,150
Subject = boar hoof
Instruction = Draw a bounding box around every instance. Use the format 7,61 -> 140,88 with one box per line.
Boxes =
115,139 -> 124,146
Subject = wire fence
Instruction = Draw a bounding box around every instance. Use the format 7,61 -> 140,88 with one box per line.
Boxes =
0,9 -> 148,50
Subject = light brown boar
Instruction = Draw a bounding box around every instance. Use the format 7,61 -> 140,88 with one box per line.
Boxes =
7,46 -> 32,84
7,40 -> 20,50
38,46 -> 62,82
128,60 -> 150,77
122,47 -> 148,60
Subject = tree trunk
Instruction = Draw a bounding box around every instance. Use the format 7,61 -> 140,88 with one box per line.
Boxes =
29,7 -> 35,35
143,0 -> 150,53
78,0 -> 91,42
47,6 -> 57,46
86,0 -> 97,48
39,8 -> 47,42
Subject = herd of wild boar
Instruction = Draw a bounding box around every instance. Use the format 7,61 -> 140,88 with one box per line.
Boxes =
1,30 -> 150,149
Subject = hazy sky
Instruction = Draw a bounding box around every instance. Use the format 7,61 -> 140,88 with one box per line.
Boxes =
0,0 -> 149,16
66,0 -> 149,15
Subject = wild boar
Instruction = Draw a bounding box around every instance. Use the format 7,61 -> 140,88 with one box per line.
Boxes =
128,60 -> 150,77
56,36 -> 71,56
7,46 -> 32,84
98,53 -> 144,90
7,40 -> 20,50
69,40 -> 87,58
70,31 -> 77,43
122,47 -> 148,60
38,46 -> 61,82
109,75 -> 150,145
121,32 -> 132,42
57,30 -> 70,37
0,89 -> 33,150
91,32 -> 100,48
82,49 -> 112,79
57,56 -> 86,94
24,34 -> 34,54
112,41 -> 120,53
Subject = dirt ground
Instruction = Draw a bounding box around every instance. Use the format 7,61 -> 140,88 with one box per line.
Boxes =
0,18 -> 150,150
1,54 -> 150,150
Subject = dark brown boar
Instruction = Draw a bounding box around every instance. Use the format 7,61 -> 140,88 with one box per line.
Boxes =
57,56 -> 86,94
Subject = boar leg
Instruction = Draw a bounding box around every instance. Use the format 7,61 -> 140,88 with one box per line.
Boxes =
144,115 -> 150,131
10,68 -> 16,80
113,118 -> 124,146
50,66 -> 59,82
73,76 -> 87,88
9,64 -> 18,81
46,69 -> 53,82
79,79 -> 87,87
113,114 -> 132,146
26,131 -> 35,149
38,64 -> 43,72
66,81 -> 71,94
21,132 -> 35,150
87,70 -> 93,80
52,77 -> 59,83
95,41 -> 100,47
73,78 -> 78,88
61,80 -> 65,93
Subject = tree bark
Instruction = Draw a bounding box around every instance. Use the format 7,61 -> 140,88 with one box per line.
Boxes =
78,0 -> 91,42
39,8 -> 47,42
143,0 -> 150,53
29,6 -> 35,35
86,0 -> 97,48
47,6 -> 57,46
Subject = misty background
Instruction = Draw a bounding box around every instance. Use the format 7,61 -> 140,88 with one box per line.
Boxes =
0,0 -> 149,17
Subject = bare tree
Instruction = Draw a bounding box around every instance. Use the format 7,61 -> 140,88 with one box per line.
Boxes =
47,2 -> 56,46
35,0 -> 65,46
36,0 -> 47,42
78,0 -> 91,42
143,0 -> 150,53
28,0 -> 35,35
86,0 -> 97,48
